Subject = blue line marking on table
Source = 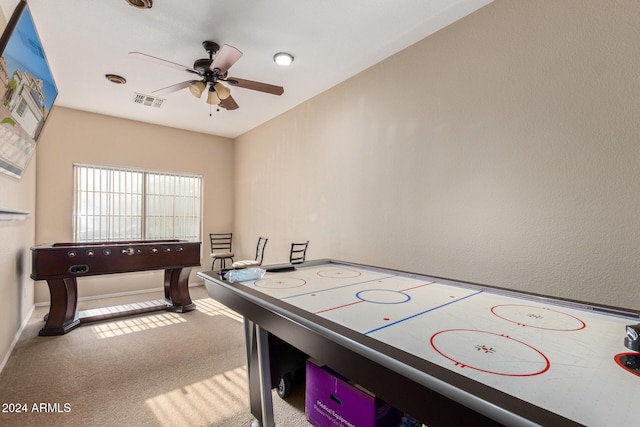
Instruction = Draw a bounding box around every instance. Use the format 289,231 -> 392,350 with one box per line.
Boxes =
363,290 -> 484,335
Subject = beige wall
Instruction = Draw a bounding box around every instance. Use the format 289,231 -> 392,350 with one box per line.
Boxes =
0,7 -> 36,369
0,147 -> 36,366
33,107 -> 233,302
234,0 -> 640,310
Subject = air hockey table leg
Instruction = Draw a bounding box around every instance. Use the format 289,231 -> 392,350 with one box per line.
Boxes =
244,319 -> 276,427
256,324 -> 275,427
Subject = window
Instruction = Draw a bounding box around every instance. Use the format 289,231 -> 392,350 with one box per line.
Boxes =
16,98 -> 27,117
73,163 -> 202,243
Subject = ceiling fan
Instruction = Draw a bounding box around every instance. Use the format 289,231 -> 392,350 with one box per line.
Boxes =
129,41 -> 284,110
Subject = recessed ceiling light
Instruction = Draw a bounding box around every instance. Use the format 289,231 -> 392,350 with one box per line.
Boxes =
273,52 -> 294,66
105,74 -> 127,84
126,0 -> 152,9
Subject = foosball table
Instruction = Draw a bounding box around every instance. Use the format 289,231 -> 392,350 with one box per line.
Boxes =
31,240 -> 201,336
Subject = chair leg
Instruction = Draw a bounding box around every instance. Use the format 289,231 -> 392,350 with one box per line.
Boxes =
212,257 -> 234,271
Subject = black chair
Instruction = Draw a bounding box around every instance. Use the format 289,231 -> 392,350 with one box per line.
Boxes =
210,233 -> 234,270
232,237 -> 268,269
289,241 -> 309,264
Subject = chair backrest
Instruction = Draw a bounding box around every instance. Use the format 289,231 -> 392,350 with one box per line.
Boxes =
254,237 -> 268,265
210,233 -> 232,252
289,241 -> 309,264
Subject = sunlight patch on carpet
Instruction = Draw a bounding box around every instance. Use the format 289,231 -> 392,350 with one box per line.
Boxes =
146,366 -> 248,426
195,297 -> 244,323
91,312 -> 187,338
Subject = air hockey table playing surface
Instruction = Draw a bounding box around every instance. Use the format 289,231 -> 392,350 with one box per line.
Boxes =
200,259 -> 639,426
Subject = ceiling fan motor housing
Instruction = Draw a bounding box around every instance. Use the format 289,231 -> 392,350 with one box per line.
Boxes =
193,58 -> 214,74
194,41 -> 225,77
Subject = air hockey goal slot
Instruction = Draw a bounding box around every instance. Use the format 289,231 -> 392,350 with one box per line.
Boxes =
615,353 -> 640,377
623,354 -> 640,370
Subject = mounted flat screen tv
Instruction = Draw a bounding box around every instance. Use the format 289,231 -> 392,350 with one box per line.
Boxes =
0,0 -> 57,179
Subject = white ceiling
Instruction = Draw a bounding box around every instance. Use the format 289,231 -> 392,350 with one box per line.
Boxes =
0,0 -> 492,139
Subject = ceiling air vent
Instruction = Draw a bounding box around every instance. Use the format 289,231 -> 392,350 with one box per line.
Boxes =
132,93 -> 164,108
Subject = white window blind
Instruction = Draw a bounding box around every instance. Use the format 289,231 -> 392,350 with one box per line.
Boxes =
73,163 -> 202,242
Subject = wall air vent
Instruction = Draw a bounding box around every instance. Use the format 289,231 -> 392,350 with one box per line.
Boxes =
132,93 -> 164,108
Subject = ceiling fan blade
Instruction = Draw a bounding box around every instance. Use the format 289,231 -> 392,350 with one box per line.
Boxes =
226,77 -> 284,95
209,44 -> 243,74
129,52 -> 200,75
152,80 -> 196,95
219,95 -> 239,110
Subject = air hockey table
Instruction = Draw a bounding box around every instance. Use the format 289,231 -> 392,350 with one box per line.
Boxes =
198,259 -> 640,427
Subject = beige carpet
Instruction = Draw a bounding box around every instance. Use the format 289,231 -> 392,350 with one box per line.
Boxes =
0,286 -> 308,427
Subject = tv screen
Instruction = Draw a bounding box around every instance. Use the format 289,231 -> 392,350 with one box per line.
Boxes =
0,0 -> 58,179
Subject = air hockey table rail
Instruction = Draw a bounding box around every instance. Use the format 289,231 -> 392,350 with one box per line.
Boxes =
198,259 -> 640,427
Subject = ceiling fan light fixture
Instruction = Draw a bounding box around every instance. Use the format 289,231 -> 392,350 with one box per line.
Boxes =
206,90 -> 221,105
273,52 -> 294,66
189,82 -> 206,98
213,82 -> 231,100
126,0 -> 152,8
